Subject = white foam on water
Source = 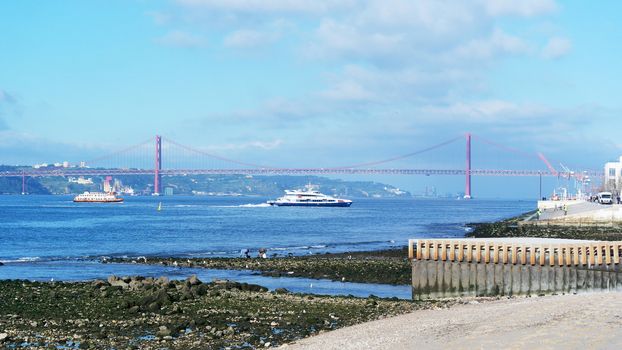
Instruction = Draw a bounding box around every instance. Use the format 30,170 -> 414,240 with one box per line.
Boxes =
0,256 -> 42,263
210,203 -> 271,208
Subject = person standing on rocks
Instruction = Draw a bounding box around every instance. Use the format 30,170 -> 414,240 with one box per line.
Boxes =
240,249 -> 251,259
258,248 -> 267,259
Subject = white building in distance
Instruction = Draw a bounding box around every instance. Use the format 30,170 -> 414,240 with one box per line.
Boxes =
68,177 -> 94,185
604,156 -> 622,192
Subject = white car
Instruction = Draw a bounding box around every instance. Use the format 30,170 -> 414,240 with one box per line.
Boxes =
598,192 -> 613,204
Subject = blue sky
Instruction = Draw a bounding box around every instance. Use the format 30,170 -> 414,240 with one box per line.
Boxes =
1,0 -> 621,197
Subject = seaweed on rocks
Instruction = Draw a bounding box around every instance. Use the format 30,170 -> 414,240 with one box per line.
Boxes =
110,248 -> 412,286
0,275 -> 449,349
467,210 -> 622,241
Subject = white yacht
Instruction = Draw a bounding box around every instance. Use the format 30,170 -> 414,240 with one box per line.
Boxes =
267,185 -> 352,207
73,191 -> 123,203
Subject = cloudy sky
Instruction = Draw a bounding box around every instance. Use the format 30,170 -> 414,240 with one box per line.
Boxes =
1,0 -> 621,197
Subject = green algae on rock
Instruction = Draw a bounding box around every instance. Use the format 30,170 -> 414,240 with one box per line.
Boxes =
468,210 -> 622,241
109,248 -> 412,286
0,275 -> 447,349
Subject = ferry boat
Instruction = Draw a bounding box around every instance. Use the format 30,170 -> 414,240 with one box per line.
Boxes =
267,185 -> 352,207
73,191 -> 124,203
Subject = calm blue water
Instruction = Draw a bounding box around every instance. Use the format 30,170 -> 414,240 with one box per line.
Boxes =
0,195 -> 534,298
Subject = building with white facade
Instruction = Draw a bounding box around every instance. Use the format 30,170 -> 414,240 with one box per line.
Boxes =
604,156 -> 622,192
68,177 -> 94,185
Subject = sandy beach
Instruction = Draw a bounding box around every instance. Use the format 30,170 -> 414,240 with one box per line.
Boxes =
284,292 -> 622,350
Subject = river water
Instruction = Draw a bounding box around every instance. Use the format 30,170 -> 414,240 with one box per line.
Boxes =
0,195 -> 534,298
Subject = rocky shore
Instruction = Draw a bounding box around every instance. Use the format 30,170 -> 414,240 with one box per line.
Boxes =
0,275 -> 450,349
467,210 -> 622,241
108,248 -> 412,286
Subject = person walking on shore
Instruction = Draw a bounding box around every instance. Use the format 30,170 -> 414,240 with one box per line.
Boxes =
536,208 -> 541,220
563,204 -> 568,216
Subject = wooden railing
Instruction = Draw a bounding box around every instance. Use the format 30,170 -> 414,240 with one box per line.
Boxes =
408,239 -> 622,267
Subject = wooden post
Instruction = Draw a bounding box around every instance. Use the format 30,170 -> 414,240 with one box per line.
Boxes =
466,243 -> 473,263
530,246 -> 537,266
572,245 -> 579,266
614,244 -> 620,265
565,246 -> 572,266
416,241 -> 422,260
539,245 -> 546,266
432,242 -> 440,261
449,242 -> 455,261
520,245 -> 527,265
549,245 -> 555,266
600,243 -> 607,265
475,243 -> 482,263
484,243 -> 490,264
557,246 -> 564,266
493,245 -> 500,264
605,244 -> 612,265
408,239 -> 414,260
589,244 -> 596,266
441,241 -> 448,261
502,244 -> 509,264
581,245 -> 588,266
511,245 -> 517,265
458,243 -> 465,262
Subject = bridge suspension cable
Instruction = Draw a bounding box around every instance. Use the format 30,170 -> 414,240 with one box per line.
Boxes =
471,134 -> 537,159
329,135 -> 464,169
162,137 -> 277,169
83,138 -> 152,166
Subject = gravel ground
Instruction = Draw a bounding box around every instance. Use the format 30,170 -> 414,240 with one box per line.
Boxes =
283,292 -> 622,350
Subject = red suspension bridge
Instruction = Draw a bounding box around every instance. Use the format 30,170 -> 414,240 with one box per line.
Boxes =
0,133 -> 602,197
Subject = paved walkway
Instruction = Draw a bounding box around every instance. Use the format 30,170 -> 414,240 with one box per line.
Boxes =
282,293 -> 622,350
538,201 -> 602,220
532,202 -> 622,221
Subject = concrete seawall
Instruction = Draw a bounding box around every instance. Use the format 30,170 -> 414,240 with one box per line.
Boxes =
412,260 -> 622,300
409,238 -> 622,300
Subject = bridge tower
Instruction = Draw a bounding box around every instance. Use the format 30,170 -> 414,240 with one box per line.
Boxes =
464,133 -> 472,199
154,135 -> 162,196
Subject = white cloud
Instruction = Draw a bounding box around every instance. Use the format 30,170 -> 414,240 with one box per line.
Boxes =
310,19 -> 405,62
452,29 -> 531,60
146,11 -> 172,25
481,0 -> 557,17
0,131 -> 116,164
175,0 -> 356,15
418,100 -> 553,123
156,30 -> 206,48
207,139 -> 283,151
224,29 -> 279,48
542,37 -> 572,59
320,80 -> 375,102
159,0 -> 581,159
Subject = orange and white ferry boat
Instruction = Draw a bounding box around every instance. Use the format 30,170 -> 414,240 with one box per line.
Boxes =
73,191 -> 124,203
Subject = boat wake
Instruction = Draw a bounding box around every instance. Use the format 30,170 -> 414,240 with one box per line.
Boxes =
210,203 -> 271,208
